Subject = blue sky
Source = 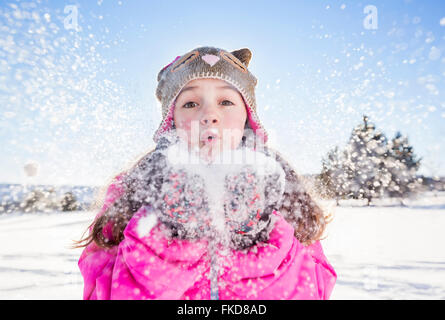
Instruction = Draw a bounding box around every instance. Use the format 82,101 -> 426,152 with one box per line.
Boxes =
1,0 -> 444,186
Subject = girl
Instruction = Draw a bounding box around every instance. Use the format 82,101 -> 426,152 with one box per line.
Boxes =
76,46 -> 337,300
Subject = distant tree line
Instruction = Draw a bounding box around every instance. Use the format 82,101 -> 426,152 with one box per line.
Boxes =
0,187 -> 80,214
317,115 -> 428,205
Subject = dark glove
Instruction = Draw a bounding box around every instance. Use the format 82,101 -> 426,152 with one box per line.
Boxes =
223,154 -> 286,249
154,167 -> 212,239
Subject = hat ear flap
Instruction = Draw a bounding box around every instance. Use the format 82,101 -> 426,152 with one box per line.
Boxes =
231,48 -> 252,68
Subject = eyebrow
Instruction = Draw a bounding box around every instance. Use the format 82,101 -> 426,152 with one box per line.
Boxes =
179,85 -> 239,94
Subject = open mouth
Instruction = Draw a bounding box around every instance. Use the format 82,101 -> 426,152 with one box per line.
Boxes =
200,129 -> 220,145
200,136 -> 219,148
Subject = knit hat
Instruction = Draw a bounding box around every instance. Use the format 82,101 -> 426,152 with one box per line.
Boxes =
153,46 -> 268,144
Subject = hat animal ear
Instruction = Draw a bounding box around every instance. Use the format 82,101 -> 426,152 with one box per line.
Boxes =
231,48 -> 252,68
157,68 -> 165,82
157,55 -> 182,81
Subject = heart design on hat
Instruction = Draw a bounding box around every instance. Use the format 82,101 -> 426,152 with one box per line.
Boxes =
201,54 -> 220,67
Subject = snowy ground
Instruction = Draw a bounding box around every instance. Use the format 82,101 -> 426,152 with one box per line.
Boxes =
321,192 -> 445,300
1,192 -> 444,300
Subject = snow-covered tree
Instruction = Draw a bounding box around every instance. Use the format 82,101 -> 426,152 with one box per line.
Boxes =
320,117 -> 424,206
342,115 -> 391,205
384,131 -> 422,204
60,191 -> 79,211
319,146 -> 351,204
20,187 -> 60,212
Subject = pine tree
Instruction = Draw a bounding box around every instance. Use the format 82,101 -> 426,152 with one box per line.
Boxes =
343,115 -> 391,205
319,116 -> 423,206
385,131 -> 422,204
61,191 -> 79,211
320,146 -> 351,205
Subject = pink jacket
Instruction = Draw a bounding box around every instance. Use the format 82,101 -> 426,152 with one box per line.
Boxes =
78,174 -> 337,300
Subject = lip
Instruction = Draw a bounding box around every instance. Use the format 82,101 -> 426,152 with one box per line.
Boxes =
200,128 -> 220,143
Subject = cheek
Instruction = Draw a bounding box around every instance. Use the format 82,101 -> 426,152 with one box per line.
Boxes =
221,111 -> 247,148
223,106 -> 246,127
176,118 -> 192,131
174,113 -> 200,145
228,114 -> 245,128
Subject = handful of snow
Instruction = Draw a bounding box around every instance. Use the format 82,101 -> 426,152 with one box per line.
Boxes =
148,138 -> 286,247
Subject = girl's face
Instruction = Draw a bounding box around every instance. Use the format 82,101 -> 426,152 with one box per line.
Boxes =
173,78 -> 247,161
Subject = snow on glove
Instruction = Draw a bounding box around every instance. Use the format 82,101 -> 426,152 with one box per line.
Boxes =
224,167 -> 265,235
154,167 -> 212,239
223,152 -> 286,249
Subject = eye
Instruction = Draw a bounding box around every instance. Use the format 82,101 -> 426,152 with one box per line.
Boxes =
182,100 -> 234,108
183,101 -> 198,108
221,100 -> 234,106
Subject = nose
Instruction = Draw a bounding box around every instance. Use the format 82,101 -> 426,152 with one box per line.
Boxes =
200,113 -> 220,126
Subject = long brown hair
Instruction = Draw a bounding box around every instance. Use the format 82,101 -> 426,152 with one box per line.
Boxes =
270,148 -> 331,245
74,136 -> 331,249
